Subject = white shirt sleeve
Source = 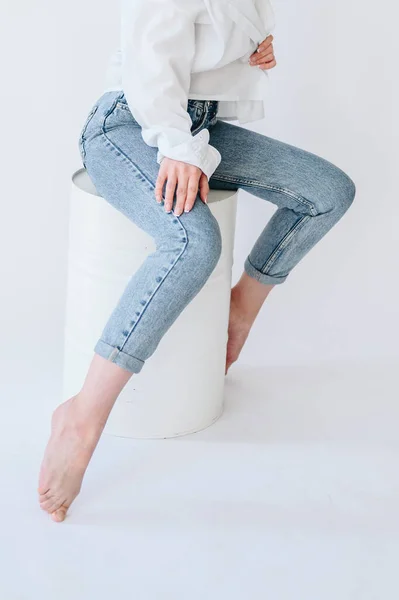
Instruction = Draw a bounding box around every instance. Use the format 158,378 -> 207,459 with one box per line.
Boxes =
120,0 -> 221,179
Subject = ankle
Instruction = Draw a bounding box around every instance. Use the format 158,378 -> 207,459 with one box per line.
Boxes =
230,286 -> 257,327
231,274 -> 274,324
62,394 -> 107,438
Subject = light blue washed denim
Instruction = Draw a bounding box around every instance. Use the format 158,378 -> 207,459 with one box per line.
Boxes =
78,90 -> 356,374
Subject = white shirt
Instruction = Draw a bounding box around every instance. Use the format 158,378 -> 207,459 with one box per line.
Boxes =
102,0 -> 275,178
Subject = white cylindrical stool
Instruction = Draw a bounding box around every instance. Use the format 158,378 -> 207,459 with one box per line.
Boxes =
62,168 -> 238,439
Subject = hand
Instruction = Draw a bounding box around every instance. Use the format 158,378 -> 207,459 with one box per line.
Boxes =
155,158 -> 209,216
249,34 -> 277,70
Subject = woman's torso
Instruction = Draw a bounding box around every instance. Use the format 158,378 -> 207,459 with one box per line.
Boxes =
191,3 -> 257,72
102,0 -> 275,123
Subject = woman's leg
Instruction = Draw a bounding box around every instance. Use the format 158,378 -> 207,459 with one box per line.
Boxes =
208,120 -> 356,370
38,355 -> 133,522
39,92 -> 222,521
225,273 -> 274,373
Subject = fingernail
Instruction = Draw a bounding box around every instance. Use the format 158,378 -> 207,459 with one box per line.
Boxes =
184,208 -> 190,213
205,196 -> 208,203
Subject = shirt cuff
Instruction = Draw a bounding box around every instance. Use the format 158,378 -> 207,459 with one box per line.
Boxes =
156,129 -> 221,180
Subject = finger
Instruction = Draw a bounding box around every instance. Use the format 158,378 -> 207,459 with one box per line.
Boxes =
174,175 -> 188,216
250,46 -> 274,64
164,176 -> 177,212
184,177 -> 200,213
258,58 -> 277,70
199,174 -> 209,204
256,52 -> 275,65
256,34 -> 274,53
155,169 -> 167,203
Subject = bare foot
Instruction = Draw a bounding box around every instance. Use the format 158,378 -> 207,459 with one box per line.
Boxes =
38,395 -> 104,522
225,291 -> 252,374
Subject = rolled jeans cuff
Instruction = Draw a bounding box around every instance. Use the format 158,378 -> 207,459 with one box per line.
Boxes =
94,339 -> 145,374
244,256 -> 288,286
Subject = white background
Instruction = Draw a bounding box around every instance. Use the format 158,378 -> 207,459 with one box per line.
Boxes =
1,0 -> 397,387
1,1 -> 398,598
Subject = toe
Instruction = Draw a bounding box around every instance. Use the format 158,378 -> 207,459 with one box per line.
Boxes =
40,496 -> 64,514
51,506 -> 68,522
40,500 -> 55,513
39,491 -> 52,503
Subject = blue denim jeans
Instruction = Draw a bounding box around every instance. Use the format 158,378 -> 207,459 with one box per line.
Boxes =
78,90 -> 355,374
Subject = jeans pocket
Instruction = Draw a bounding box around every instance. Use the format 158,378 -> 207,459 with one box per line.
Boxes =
103,95 -> 141,131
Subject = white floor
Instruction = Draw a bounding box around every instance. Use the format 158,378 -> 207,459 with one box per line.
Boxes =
1,362 -> 398,600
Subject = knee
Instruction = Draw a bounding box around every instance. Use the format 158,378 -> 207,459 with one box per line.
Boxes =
328,166 -> 356,219
335,169 -> 356,216
187,215 -> 222,281
310,161 -> 356,220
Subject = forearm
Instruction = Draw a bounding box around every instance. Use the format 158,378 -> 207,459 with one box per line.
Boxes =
120,0 -> 221,178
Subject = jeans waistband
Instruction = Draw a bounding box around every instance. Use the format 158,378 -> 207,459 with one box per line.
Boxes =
93,91 -> 219,131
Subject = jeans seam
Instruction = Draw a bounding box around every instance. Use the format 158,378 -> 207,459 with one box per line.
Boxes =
79,105 -> 99,167
105,342 -> 144,365
260,214 -> 311,274
100,91 -> 125,127
246,256 -> 284,282
119,228 -> 188,354
99,97 -> 157,196
211,173 -> 318,216
97,127 -> 189,355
